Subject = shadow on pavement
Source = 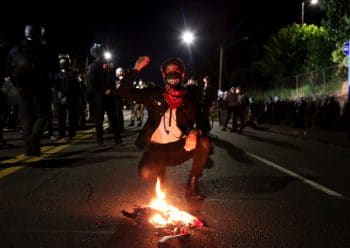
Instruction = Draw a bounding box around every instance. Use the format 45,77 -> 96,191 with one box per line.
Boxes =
213,138 -> 255,165
32,154 -> 137,168
204,175 -> 296,195
242,132 -> 304,151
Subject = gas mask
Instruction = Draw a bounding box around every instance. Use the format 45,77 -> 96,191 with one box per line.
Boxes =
59,58 -> 69,71
59,62 -> 68,71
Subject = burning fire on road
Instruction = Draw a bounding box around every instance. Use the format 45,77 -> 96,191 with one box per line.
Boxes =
122,177 -> 204,246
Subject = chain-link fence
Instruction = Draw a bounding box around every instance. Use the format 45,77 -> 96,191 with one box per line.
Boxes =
252,65 -> 347,100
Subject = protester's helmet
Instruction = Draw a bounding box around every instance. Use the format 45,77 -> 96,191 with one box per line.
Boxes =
90,43 -> 104,58
24,25 -> 45,40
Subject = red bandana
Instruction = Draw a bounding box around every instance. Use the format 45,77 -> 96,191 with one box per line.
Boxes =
164,84 -> 186,109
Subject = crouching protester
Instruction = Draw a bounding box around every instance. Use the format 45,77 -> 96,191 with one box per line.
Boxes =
118,56 -> 211,199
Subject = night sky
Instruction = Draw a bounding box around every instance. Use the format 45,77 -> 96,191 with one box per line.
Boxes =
0,0 -> 323,83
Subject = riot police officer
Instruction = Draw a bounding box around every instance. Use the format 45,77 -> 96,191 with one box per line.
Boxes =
53,54 -> 79,140
6,25 -> 50,156
86,43 -> 122,146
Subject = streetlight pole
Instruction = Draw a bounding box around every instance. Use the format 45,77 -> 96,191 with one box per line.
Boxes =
218,36 -> 248,91
218,44 -> 224,91
301,1 -> 305,25
301,0 -> 319,25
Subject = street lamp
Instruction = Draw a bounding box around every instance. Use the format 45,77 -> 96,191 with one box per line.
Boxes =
181,30 -> 195,45
104,51 -> 112,61
181,30 -> 195,66
301,0 -> 319,26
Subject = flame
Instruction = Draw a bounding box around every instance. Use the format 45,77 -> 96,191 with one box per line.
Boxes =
148,177 -> 203,228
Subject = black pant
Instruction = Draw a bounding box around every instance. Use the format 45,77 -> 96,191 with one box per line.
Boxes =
224,106 -> 239,130
17,88 -> 50,153
56,102 -> 78,138
78,101 -> 87,128
116,96 -> 124,132
93,94 -> 121,143
0,93 -> 5,142
138,136 -> 211,181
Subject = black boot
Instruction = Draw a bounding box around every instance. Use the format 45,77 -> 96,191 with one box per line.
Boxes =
185,176 -> 205,199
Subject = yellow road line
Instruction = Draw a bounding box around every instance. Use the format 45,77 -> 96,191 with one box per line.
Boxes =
0,166 -> 24,178
0,128 -> 96,179
0,146 -> 53,164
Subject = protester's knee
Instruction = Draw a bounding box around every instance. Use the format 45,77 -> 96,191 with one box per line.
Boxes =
199,136 -> 210,151
139,166 -> 151,181
138,164 -> 158,181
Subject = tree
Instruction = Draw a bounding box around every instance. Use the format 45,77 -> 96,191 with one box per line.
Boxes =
320,0 -> 350,64
258,23 -> 333,82
320,0 -> 350,44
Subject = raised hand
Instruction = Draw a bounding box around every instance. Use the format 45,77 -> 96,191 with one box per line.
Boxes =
134,56 -> 150,72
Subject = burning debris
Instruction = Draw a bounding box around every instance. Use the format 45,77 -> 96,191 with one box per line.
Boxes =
121,177 -> 204,246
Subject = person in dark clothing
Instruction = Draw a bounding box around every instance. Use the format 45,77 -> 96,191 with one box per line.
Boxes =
86,43 -> 122,146
263,96 -> 274,124
53,54 -> 79,140
202,76 -> 216,119
118,56 -> 211,199
0,40 -> 12,149
77,73 -> 87,129
185,75 -> 202,106
222,87 -> 240,131
0,79 -> 12,149
245,97 -> 259,129
343,100 -> 350,141
294,97 -> 308,128
6,25 -> 50,156
115,67 -> 125,132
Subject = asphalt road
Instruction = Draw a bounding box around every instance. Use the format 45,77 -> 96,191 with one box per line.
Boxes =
0,120 -> 349,247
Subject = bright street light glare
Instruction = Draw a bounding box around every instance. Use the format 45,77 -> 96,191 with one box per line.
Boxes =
182,31 -> 195,45
310,0 -> 318,5
104,51 -> 112,60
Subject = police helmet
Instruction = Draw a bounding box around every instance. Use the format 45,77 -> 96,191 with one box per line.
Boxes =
58,53 -> 71,64
90,43 -> 104,58
24,25 -> 45,40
